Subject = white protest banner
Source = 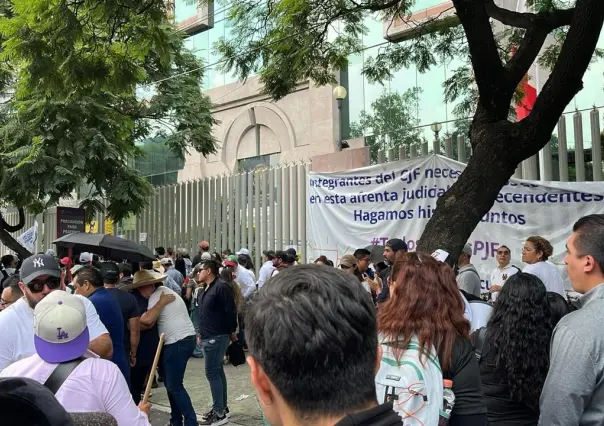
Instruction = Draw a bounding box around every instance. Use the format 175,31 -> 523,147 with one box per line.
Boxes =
307,155 -> 604,291
17,221 -> 38,253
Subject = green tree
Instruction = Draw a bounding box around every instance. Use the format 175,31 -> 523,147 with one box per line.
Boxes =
0,0 -> 217,257
349,89 -> 423,163
216,0 -> 604,259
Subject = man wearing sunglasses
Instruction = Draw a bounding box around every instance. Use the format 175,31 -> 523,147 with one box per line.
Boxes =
0,254 -> 112,372
488,245 -> 520,301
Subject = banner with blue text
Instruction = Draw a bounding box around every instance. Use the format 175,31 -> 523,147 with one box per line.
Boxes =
306,155 -> 604,291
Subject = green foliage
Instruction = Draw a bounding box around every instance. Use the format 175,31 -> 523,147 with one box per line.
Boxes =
349,88 -> 423,163
215,0 -> 599,129
0,0 -> 217,222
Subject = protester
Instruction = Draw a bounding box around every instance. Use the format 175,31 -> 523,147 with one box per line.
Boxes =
472,273 -> 552,425
256,250 -> 276,289
118,263 -> 134,287
314,255 -> 330,265
1,254 -> 16,288
245,264 -> 403,426
545,292 -> 570,329
0,254 -> 112,371
193,241 -> 211,267
270,251 -> 295,278
488,245 -> 519,301
378,238 -> 407,303
140,261 -> 181,294
73,267 -> 130,384
128,276 -> 160,405
457,244 -> 482,298
234,255 -> 256,298
128,270 -> 198,426
539,215 -> 604,425
0,275 -> 22,311
377,251 -> 487,425
161,257 -> 185,289
354,248 -> 381,297
522,236 -> 566,298
0,291 -> 151,425
101,262 -> 140,374
196,261 -> 237,425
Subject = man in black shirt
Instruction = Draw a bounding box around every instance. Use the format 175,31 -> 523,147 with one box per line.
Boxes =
192,241 -> 211,267
378,239 -> 408,303
196,261 -> 237,426
245,265 -> 403,426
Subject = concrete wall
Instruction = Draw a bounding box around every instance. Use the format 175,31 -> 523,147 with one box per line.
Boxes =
179,76 -> 341,180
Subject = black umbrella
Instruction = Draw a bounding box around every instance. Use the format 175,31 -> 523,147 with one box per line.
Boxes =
364,245 -> 385,264
53,232 -> 156,262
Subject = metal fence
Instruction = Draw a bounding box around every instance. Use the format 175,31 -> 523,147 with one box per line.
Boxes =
1,108 -> 602,266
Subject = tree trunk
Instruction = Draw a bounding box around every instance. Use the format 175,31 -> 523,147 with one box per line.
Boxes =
417,122 -> 524,262
0,209 -> 32,259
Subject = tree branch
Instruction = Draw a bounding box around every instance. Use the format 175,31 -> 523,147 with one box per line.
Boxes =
485,1 -> 575,30
521,0 -> 604,150
453,0 -> 509,119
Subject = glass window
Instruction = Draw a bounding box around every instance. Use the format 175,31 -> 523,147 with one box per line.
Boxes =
347,52 -> 365,132
174,0 -> 198,23
208,9 -> 226,89
135,137 -> 185,186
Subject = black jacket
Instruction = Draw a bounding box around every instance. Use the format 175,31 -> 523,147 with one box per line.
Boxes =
196,277 -> 238,340
334,403 -> 403,426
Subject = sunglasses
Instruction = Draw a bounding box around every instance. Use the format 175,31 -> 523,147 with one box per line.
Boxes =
27,277 -> 61,293
339,264 -> 352,270
497,251 -> 510,255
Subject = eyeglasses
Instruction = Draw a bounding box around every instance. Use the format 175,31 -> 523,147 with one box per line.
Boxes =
497,251 -> 510,255
27,277 -> 61,293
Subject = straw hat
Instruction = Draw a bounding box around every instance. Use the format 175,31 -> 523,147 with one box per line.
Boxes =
120,270 -> 166,292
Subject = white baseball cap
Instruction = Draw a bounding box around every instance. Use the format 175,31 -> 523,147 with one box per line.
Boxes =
79,252 -> 92,264
33,291 -> 89,363
160,257 -> 173,266
236,248 -> 250,256
200,252 -> 212,261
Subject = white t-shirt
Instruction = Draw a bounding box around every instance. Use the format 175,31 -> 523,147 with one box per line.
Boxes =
148,287 -> 196,345
523,261 -> 566,297
489,264 -> 520,301
1,354 -> 150,426
236,265 -> 257,299
0,295 -> 109,372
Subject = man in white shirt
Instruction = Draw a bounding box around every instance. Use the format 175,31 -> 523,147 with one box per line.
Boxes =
0,254 -> 112,372
257,250 -> 276,289
0,291 -> 151,425
489,245 -> 520,301
130,270 -> 198,426
235,255 -> 257,299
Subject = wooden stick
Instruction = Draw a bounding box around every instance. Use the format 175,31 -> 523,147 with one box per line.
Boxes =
142,333 -> 166,404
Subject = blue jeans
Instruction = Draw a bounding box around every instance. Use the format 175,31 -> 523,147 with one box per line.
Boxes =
202,334 -> 230,414
163,335 -> 197,426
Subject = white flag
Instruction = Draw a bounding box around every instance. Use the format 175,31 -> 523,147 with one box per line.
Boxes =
17,221 -> 38,252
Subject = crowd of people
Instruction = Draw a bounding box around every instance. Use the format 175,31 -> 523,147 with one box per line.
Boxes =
0,214 -> 602,426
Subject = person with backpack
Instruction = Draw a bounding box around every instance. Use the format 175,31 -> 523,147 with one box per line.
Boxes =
376,251 -> 487,426
456,244 -> 482,298
0,291 -> 151,425
471,273 -> 558,425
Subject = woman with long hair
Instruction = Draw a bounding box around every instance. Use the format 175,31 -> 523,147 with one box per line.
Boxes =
472,273 -> 552,425
522,236 -> 566,297
378,252 -> 487,426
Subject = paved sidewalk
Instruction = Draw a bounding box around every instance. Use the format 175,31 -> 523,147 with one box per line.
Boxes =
149,357 -> 264,426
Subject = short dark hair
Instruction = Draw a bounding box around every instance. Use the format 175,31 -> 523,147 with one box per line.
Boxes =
140,262 -> 154,271
75,266 -> 103,288
4,275 -> 22,297
202,261 -> 219,277
118,263 -> 133,278
573,214 -> 604,273
99,262 -> 120,285
1,255 -> 14,268
353,248 -> 371,260
245,265 -> 377,420
499,245 -> 511,252
155,247 -> 166,256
